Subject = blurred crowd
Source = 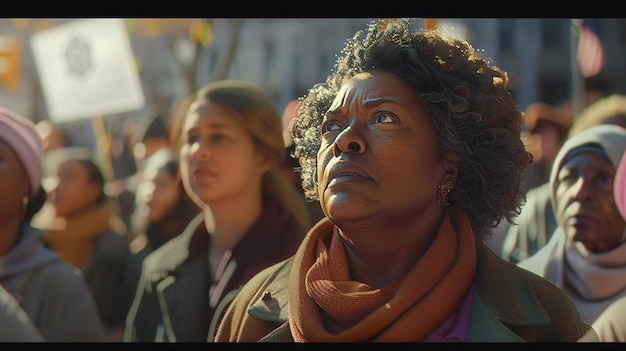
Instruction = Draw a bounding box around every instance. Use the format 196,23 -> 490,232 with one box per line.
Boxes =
0,79 -> 324,342
3,18 -> 626,343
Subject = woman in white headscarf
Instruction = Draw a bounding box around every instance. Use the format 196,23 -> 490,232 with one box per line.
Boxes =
518,124 -> 626,324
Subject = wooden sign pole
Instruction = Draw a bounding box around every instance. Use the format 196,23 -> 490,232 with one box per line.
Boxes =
91,115 -> 123,223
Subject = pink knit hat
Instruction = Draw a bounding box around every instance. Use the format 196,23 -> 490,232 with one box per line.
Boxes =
615,151 -> 626,220
0,107 -> 43,197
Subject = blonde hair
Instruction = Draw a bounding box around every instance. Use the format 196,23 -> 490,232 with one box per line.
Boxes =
195,80 -> 312,229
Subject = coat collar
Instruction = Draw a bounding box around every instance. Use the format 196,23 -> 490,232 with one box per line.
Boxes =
245,237 -> 553,341
473,237 -> 551,326
141,213 -> 205,284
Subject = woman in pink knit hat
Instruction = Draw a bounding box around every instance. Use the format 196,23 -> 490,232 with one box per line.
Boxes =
0,107 -> 104,341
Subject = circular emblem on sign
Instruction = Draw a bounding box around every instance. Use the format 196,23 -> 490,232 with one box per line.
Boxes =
64,35 -> 92,78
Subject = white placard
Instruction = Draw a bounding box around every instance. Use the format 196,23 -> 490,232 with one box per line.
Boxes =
31,18 -> 145,123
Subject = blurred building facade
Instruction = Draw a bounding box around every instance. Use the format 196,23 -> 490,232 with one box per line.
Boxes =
0,18 -> 623,128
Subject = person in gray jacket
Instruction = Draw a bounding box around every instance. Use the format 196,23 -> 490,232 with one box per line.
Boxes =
0,107 -> 104,341
0,283 -> 43,342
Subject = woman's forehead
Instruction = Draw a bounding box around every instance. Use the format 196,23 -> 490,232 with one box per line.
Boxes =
560,149 -> 612,171
184,101 -> 243,131
331,72 -> 419,110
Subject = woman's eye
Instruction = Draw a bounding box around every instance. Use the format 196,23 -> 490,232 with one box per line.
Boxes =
558,170 -> 576,184
186,134 -> 200,144
321,120 -> 342,134
209,134 -> 226,144
372,111 -> 397,124
597,172 -> 613,188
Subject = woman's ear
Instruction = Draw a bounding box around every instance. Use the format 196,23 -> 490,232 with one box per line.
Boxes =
443,152 -> 460,180
254,147 -> 274,174
86,181 -> 103,206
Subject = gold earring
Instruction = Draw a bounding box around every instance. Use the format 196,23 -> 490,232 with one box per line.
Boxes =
437,180 -> 453,208
21,196 -> 29,219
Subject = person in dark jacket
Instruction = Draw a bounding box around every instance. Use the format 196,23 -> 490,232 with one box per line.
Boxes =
124,80 -> 311,342
124,148 -> 201,296
42,149 -> 130,341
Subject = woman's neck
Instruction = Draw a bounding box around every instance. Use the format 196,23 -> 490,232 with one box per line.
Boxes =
205,190 -> 264,253
152,202 -> 199,244
0,219 -> 21,257
337,207 -> 444,289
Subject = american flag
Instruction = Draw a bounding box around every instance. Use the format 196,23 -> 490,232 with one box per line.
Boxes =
577,20 -> 605,78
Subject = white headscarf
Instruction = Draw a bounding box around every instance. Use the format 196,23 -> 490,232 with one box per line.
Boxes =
549,124 -> 626,212
546,124 -> 626,322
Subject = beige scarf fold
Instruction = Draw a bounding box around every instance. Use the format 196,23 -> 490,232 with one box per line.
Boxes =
288,207 -> 477,342
566,240 -> 626,301
44,202 -> 112,270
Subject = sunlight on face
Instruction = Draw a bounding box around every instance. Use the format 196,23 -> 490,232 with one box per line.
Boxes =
179,101 -> 270,207
316,72 -> 445,223
555,151 -> 626,252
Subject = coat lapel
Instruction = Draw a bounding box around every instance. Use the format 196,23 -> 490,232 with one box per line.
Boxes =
245,238 -> 556,342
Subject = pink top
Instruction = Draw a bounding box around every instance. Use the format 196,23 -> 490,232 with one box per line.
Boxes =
423,286 -> 474,342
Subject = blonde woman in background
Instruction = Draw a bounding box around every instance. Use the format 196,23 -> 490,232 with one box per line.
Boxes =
125,80 -> 311,342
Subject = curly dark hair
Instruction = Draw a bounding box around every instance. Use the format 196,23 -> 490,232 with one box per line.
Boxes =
291,18 -> 532,236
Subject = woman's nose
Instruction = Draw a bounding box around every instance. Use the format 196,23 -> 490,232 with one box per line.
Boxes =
188,141 -> 211,160
332,126 -> 365,157
571,176 -> 595,202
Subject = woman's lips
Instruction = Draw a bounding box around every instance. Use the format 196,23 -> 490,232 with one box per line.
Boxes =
569,215 -> 594,229
328,172 -> 368,186
327,163 -> 371,187
192,166 -> 216,181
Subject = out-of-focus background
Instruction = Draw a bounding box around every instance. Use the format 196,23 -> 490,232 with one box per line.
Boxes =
0,18 -> 620,180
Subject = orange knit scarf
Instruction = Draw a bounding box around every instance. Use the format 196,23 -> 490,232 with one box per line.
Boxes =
288,207 -> 476,342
